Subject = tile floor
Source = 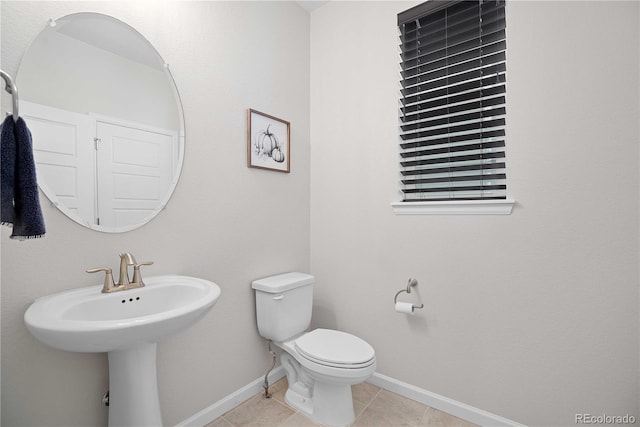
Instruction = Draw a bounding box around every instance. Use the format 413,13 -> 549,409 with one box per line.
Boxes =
205,377 -> 479,427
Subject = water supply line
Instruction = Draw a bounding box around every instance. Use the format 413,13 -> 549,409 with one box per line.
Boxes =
262,340 -> 277,399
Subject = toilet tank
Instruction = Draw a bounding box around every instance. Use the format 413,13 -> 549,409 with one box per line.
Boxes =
252,272 -> 314,342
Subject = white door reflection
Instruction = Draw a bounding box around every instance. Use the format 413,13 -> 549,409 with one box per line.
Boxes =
23,102 -> 178,231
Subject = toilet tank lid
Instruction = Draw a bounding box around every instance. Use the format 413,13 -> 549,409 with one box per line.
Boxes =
252,272 -> 314,293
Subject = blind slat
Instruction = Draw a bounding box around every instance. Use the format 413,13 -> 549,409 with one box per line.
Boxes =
398,0 -> 507,202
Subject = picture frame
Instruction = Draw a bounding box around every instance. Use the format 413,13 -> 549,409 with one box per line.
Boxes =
247,109 -> 290,173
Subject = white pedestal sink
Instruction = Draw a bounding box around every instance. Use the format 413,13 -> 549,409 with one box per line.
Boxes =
24,275 -> 221,427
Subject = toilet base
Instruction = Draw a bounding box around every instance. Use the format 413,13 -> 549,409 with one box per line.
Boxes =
284,387 -> 313,419
284,379 -> 356,427
280,352 -> 357,427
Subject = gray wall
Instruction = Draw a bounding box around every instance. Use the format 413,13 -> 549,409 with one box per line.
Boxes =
2,1 -> 639,427
1,2 -> 310,426
310,1 -> 639,426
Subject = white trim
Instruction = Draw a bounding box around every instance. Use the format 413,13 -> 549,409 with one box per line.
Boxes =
176,368 -> 526,427
391,199 -> 516,215
175,366 -> 286,427
176,365 -> 526,427
367,372 -> 527,427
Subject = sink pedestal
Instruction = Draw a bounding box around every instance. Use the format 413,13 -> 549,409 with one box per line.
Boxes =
108,343 -> 162,427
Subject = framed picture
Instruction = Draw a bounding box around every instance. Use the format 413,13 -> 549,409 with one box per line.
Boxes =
247,109 -> 290,173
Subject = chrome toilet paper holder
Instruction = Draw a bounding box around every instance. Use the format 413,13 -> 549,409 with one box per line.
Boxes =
394,278 -> 424,309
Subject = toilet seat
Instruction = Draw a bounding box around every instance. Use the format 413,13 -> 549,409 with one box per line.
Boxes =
294,329 -> 375,369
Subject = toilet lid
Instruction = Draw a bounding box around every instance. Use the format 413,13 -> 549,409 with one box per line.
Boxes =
294,329 -> 375,368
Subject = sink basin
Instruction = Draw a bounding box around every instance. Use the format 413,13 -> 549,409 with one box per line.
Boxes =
24,274 -> 221,426
24,275 -> 220,352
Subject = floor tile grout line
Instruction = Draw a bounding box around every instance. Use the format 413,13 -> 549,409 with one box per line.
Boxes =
422,405 -> 434,424
280,407 -> 301,426
352,386 -> 383,425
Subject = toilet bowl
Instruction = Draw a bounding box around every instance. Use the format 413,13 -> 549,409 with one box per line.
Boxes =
277,329 -> 376,426
252,273 -> 376,427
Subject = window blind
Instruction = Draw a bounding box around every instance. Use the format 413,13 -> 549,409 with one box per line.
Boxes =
398,0 -> 507,202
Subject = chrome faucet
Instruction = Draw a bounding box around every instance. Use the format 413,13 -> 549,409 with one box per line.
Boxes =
87,253 -> 154,293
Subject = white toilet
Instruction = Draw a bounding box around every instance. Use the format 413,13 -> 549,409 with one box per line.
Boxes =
252,272 -> 376,427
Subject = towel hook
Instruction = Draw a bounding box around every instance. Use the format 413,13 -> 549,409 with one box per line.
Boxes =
394,278 -> 424,309
0,69 -> 19,122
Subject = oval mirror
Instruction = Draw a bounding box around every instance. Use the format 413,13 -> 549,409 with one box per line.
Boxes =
17,12 -> 185,233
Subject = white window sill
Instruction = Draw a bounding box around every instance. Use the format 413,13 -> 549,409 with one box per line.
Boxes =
391,199 -> 516,215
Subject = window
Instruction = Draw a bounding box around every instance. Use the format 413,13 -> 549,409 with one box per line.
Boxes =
394,0 -> 513,214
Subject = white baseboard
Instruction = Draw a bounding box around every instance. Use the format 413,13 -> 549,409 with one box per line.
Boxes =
176,366 -> 286,427
176,368 -> 525,427
367,372 -> 527,427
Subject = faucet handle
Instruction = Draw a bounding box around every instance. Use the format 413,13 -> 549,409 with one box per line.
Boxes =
132,261 -> 154,286
87,267 -> 116,293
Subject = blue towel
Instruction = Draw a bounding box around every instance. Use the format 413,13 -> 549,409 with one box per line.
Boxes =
1,115 -> 45,239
